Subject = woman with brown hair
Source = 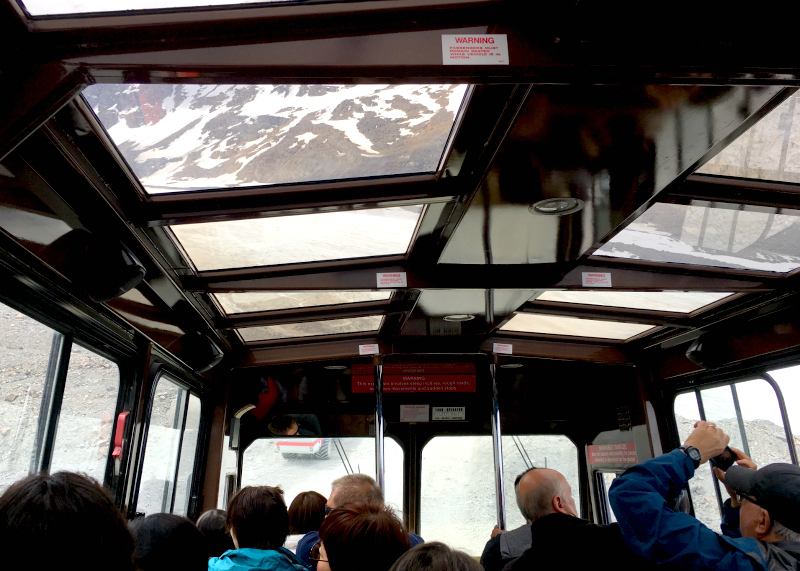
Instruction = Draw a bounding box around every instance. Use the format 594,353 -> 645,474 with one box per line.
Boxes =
209,486 -> 308,571
285,491 -> 327,553
313,503 -> 411,571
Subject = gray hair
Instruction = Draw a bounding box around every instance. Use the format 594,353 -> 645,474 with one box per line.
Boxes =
516,470 -> 563,523
773,520 -> 800,543
330,474 -> 383,507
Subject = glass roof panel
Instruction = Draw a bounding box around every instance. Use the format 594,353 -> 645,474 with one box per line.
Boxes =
500,313 -> 656,341
238,315 -> 383,342
214,291 -> 391,314
534,291 -> 734,314
22,0 -> 322,17
82,83 -> 468,194
593,201 -> 800,273
697,91 -> 800,184
172,205 -> 424,271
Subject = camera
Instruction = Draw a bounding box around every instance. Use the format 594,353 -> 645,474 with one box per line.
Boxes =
709,446 -> 737,471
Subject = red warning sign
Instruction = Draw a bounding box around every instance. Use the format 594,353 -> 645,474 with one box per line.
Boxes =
352,363 -> 476,393
587,442 -> 638,464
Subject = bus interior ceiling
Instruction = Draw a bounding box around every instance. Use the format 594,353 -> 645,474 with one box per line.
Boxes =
2,0 -> 800,538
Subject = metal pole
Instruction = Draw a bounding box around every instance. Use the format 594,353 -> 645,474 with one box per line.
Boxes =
374,356 -> 385,493
764,374 -> 799,465
730,384 -> 751,458
490,358 -> 506,530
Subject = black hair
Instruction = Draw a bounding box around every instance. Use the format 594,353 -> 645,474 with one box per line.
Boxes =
288,491 -> 327,534
196,509 -> 235,558
227,486 -> 288,550
130,513 -> 207,571
389,542 -> 483,571
0,471 -> 134,571
268,415 -> 296,435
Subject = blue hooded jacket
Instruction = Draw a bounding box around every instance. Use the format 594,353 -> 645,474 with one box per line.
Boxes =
209,547 -> 310,571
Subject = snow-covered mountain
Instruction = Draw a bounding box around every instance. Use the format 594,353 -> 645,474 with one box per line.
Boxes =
83,83 -> 468,194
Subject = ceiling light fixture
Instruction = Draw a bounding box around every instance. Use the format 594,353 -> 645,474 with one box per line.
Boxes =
529,198 -> 584,216
324,365 -> 347,370
500,363 -> 524,369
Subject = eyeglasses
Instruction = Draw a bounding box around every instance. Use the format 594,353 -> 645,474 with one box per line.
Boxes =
324,505 -> 333,515
310,541 -> 328,569
737,492 -> 759,505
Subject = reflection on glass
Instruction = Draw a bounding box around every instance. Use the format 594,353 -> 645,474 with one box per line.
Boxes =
500,313 -> 655,341
697,92 -> 800,184
594,201 -> 800,273
673,392 -> 722,531
214,291 -> 391,314
172,206 -> 424,271
82,83 -> 468,194
22,0 -> 291,16
50,344 -> 120,481
238,315 -> 383,342
241,437 -> 403,515
534,291 -> 733,314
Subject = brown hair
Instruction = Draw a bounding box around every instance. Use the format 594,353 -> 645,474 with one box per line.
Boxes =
318,502 -> 410,571
227,486 -> 288,550
288,491 -> 327,534
389,542 -> 482,571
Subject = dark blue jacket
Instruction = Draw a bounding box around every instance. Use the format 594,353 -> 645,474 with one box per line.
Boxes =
609,449 -> 770,571
296,530 -> 424,565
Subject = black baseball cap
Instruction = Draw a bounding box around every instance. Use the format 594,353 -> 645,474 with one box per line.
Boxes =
726,463 -> 800,533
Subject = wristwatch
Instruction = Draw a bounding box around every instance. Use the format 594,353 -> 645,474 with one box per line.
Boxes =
679,445 -> 702,469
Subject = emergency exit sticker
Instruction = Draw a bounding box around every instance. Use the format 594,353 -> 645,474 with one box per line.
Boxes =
442,34 -> 509,65
493,342 -> 513,354
359,344 -> 379,356
587,442 -> 638,464
377,272 -> 407,288
400,404 -> 429,422
581,272 -> 612,287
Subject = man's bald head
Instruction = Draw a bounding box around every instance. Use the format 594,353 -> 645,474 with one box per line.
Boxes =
328,474 -> 383,509
516,468 -> 578,523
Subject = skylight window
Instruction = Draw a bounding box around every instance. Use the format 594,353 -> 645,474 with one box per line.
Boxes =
593,201 -> 800,273
21,0 -> 307,17
238,315 -> 383,342
500,313 -> 656,341
214,291 -> 392,314
171,205 -> 424,271
82,83 -> 468,194
534,291 -> 734,314
697,91 -> 800,184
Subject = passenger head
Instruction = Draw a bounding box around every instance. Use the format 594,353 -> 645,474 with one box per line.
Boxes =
0,471 -> 134,571
516,468 -> 578,522
129,513 -> 207,571
196,508 -> 235,558
269,415 -> 299,436
389,542 -> 482,571
328,474 -> 383,509
317,502 -> 410,571
726,463 -> 800,542
288,491 -> 327,534
227,485 -> 289,550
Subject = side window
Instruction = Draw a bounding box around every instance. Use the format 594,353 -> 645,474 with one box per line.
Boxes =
49,343 -> 121,481
674,378 -> 795,530
137,374 -> 202,516
766,364 -> 800,461
241,436 -> 404,515
421,435 -> 578,557
0,302 -> 62,493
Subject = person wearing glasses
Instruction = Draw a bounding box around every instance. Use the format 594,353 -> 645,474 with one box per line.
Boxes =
609,421 -> 800,571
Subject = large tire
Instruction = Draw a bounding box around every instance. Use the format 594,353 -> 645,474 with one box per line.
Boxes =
314,439 -> 331,460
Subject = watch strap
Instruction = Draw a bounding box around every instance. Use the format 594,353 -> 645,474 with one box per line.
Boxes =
679,445 -> 701,469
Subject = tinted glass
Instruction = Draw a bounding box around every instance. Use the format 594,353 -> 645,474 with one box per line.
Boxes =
214,291 -> 391,314
172,206 -> 424,271
83,84 -> 467,194
594,201 -> 800,273
500,313 -> 655,341
50,344 -> 120,481
534,291 -> 733,314
697,91 -> 800,184
0,303 -> 62,493
238,315 -> 384,342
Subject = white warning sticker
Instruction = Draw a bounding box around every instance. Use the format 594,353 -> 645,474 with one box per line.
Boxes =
377,272 -> 407,288
581,272 -> 612,288
400,404 -> 429,422
432,406 -> 466,421
493,342 -> 513,355
359,344 -> 380,356
442,34 -> 509,65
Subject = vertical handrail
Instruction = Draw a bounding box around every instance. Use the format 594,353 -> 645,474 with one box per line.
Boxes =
730,384 -> 751,458
695,389 -> 725,516
374,356 -> 385,493
490,359 -> 506,530
763,374 -> 799,465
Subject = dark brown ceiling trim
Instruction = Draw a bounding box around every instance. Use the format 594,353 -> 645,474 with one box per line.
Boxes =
675,175 -> 800,210
239,336 -> 385,367
218,300 -> 403,329
480,337 -> 633,365
518,305 -> 693,328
